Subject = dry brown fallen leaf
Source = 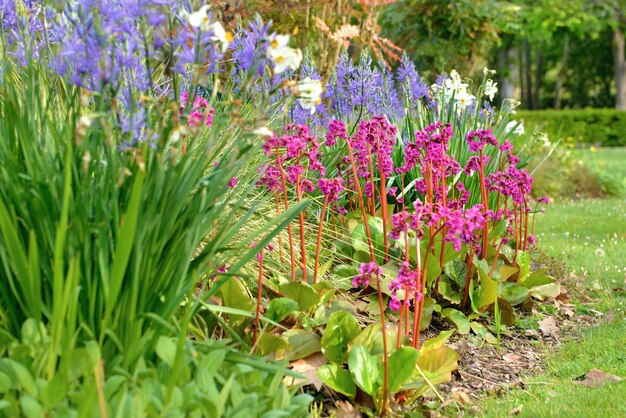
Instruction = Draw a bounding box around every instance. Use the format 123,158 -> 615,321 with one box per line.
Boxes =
503,353 -> 522,364
450,390 -> 472,406
331,400 -> 362,418
509,404 -> 524,416
286,352 -> 327,391
574,368 -> 623,387
538,316 -> 560,339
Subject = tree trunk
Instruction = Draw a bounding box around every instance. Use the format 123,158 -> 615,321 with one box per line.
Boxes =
497,46 -> 517,103
554,33 -> 570,109
533,49 -> 543,109
614,28 -> 626,109
524,39 -> 532,109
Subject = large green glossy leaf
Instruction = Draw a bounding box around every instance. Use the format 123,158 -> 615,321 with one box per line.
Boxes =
498,282 -> 529,306
420,296 -> 436,331
321,311 -> 361,363
284,330 -> 321,360
521,271 -> 556,289
417,346 -> 459,386
257,333 -> 290,357
348,345 -> 380,396
441,308 -> 470,334
388,346 -> 419,392
280,282 -> 320,311
351,217 -> 386,264
443,259 -> 468,289
155,336 -> 177,366
419,329 -> 454,355
475,266 -> 498,310
220,279 -> 254,316
529,283 -> 561,300
265,298 -> 299,323
438,276 -> 462,304
517,251 -> 531,282
317,364 -> 356,398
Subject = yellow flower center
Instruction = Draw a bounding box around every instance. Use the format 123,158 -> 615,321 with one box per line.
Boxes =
276,56 -> 284,63
271,40 -> 279,48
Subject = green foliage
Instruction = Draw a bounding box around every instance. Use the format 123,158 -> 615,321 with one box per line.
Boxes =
0,330 -> 312,418
518,109 -> 626,146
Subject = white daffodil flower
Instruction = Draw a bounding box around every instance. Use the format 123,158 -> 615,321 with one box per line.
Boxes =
267,33 -> 290,50
484,79 -> 498,101
267,46 -> 303,74
455,90 -> 474,111
252,127 -> 274,137
297,77 -> 323,114
483,67 -> 496,76
188,5 -> 211,31
208,21 -> 231,53
505,121 -> 525,135
189,6 -> 231,52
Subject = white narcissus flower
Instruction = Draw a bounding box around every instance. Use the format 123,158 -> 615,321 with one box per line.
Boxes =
483,67 -> 496,76
484,79 -> 498,101
188,5 -> 211,31
505,121 -> 525,136
267,33 -> 290,50
208,21 -> 232,53
267,46 -> 303,74
252,127 -> 274,137
188,6 -> 231,52
297,77 -> 323,114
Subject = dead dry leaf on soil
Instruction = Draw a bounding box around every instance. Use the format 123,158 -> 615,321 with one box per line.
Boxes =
574,368 -> 622,387
287,352 -> 327,390
331,400 -> 362,418
538,316 -> 560,339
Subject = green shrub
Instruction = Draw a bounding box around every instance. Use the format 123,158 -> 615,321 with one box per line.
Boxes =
517,109 -> 626,146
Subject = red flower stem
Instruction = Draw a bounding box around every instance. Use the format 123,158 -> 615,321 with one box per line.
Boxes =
377,151 -> 390,263
478,150 -> 490,258
460,245 -> 475,310
513,203 -> 519,261
313,196 -> 329,284
274,193 -> 285,264
295,173 -> 307,282
345,139 -> 388,414
253,249 -> 264,346
413,224 -> 445,347
489,240 -> 504,278
275,145 -> 296,281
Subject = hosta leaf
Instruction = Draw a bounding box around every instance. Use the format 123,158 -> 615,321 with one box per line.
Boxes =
317,364 -> 356,397
321,311 -> 360,363
348,345 -> 380,396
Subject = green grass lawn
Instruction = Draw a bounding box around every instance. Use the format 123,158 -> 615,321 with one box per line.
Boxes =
474,148 -> 626,417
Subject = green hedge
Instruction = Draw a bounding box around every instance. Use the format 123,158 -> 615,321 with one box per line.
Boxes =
517,109 -> 626,146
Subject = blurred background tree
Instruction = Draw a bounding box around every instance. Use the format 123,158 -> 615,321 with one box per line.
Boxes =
216,0 -> 626,110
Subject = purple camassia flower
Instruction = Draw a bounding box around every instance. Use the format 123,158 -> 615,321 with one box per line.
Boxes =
396,52 -> 429,105
352,261 -> 383,288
